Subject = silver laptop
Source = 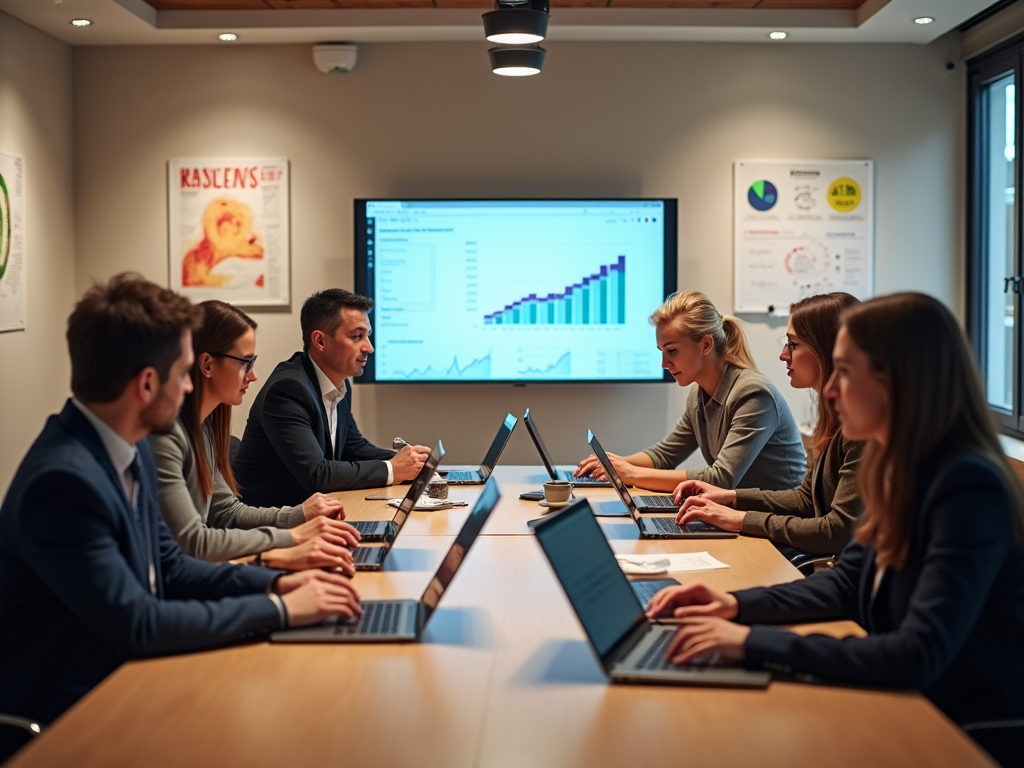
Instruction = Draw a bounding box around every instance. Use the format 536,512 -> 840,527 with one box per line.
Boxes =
353,442 -> 444,571
588,430 -> 736,539
271,477 -> 501,643
442,412 -> 517,485
523,408 -> 610,487
532,498 -> 769,688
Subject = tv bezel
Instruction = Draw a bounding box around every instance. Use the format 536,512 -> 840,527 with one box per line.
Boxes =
353,198 -> 678,385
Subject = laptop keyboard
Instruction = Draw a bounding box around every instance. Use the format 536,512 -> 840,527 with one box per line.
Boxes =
445,470 -> 481,482
635,630 -> 718,671
558,470 -> 605,485
636,630 -> 678,671
352,547 -> 381,564
636,495 -> 678,508
351,520 -> 382,535
334,601 -> 403,635
649,516 -> 714,534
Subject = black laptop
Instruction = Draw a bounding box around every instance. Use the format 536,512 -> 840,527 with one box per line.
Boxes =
442,412 -> 517,485
272,477 -> 501,643
533,498 -> 769,688
352,441 -> 444,571
523,408 -> 610,487
588,430 -> 736,539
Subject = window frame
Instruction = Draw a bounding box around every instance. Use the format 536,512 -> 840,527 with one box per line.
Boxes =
968,40 -> 1024,436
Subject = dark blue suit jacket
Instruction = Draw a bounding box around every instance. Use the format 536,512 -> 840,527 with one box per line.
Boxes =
0,402 -> 283,725
234,352 -> 395,507
735,450 -> 1024,725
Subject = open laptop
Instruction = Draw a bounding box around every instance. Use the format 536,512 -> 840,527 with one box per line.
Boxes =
442,412 -> 518,485
533,499 -> 769,688
523,408 -> 610,487
272,476 -> 501,643
352,441 -> 444,570
588,430 -> 736,539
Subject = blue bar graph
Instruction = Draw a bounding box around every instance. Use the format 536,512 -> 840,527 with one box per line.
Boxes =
484,256 -> 626,326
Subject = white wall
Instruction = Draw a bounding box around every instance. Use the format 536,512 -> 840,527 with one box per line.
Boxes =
71,37 -> 965,467
0,11 -> 75,492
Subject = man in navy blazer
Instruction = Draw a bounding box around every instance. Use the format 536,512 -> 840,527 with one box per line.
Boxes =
234,288 -> 430,507
0,275 -> 361,745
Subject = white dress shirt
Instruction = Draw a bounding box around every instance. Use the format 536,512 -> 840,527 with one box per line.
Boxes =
71,398 -> 157,595
309,358 -> 394,485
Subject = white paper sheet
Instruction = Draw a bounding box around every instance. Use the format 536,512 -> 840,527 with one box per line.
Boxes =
615,551 -> 730,576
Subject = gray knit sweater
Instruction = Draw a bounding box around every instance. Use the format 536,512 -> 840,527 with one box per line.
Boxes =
148,419 -> 304,562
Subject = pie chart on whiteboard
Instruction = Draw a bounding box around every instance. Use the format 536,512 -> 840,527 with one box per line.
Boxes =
748,180 -> 778,212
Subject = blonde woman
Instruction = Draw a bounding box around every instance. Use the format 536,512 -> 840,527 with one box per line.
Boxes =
575,291 -> 805,493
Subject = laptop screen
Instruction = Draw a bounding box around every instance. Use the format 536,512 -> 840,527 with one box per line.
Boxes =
587,430 -> 639,521
420,477 -> 501,617
523,408 -> 558,480
389,441 -> 445,534
480,412 -> 518,473
533,499 -> 645,660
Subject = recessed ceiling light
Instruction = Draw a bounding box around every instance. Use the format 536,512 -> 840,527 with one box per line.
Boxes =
768,31 -> 788,41
69,18 -> 92,27
218,32 -> 238,42
914,16 -> 935,25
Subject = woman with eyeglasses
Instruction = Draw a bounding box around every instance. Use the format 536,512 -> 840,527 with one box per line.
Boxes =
647,293 -> 1024,734
670,293 -> 865,556
574,290 -> 805,492
148,300 -> 361,572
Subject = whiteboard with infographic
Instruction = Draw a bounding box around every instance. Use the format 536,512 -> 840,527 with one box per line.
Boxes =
733,160 -> 874,314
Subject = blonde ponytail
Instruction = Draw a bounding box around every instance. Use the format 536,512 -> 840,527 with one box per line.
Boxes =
649,291 -> 755,370
721,316 -> 755,369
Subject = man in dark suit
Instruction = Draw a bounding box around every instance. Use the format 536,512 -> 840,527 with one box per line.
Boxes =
234,288 -> 430,507
0,275 -> 361,756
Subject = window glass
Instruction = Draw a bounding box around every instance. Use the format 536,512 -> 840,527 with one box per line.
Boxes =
983,74 -> 1016,411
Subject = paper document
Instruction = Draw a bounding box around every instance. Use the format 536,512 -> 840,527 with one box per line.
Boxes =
615,552 -> 730,576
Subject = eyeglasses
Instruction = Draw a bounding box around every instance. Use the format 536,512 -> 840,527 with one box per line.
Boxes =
778,335 -> 798,354
212,352 -> 257,375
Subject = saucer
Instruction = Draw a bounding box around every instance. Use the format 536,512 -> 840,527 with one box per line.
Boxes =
539,499 -> 573,509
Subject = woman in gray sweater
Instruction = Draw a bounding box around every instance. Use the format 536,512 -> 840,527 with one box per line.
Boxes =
575,291 -> 806,492
149,300 -> 361,571
674,293 -> 864,556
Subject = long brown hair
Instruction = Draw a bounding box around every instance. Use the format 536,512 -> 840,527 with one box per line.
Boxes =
649,291 -> 755,369
181,300 -> 257,499
845,293 -> 1024,568
790,293 -> 860,454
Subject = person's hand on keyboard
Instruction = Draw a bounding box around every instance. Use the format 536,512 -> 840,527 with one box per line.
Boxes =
671,479 -> 737,507
645,582 -> 739,621
665,617 -> 749,666
290,517 -> 361,548
259,536 -> 357,576
675,496 -> 745,532
301,492 -> 346,520
274,571 -> 361,626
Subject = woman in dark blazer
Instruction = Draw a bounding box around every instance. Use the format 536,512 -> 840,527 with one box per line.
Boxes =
647,292 -> 1024,733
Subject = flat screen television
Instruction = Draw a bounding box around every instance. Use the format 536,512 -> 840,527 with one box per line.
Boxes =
354,199 -> 677,384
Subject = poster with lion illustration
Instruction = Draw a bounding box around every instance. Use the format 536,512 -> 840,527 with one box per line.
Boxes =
168,158 -> 290,307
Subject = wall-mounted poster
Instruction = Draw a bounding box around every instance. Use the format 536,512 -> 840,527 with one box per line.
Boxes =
168,158 -> 290,307
733,160 -> 874,314
0,151 -> 26,333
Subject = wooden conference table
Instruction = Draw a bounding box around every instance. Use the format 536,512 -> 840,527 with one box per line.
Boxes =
9,466 -> 995,768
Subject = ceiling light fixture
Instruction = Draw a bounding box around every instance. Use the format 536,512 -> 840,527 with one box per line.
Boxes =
483,0 -> 549,75
488,44 -> 546,77
913,16 -> 934,25
483,0 -> 549,44
768,30 -> 788,41
69,18 -> 92,26
218,32 -> 238,41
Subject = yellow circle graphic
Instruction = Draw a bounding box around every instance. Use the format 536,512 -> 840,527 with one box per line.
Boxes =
828,177 -> 861,213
